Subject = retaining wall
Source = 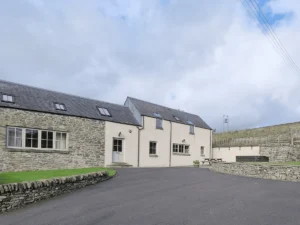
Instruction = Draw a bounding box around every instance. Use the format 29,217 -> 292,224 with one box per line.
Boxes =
211,163 -> 300,182
0,171 -> 109,213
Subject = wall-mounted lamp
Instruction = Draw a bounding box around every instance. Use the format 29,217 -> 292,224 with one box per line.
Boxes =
118,132 -> 122,137
129,129 -> 132,133
182,139 -> 186,143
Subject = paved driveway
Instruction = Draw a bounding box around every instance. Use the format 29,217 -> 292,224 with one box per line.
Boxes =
1,168 -> 300,225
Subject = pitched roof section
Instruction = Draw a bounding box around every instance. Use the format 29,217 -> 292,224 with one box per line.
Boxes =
126,97 -> 212,130
0,80 -> 140,126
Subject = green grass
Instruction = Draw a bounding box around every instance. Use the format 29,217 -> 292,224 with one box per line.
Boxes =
0,167 -> 116,184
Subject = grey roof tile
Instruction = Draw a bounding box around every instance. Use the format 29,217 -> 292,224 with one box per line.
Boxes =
127,97 -> 212,130
0,80 -> 140,126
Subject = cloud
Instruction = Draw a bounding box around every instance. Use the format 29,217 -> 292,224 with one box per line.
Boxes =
0,0 -> 300,131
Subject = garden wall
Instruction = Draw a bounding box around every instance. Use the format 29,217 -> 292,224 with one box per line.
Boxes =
211,163 -> 300,182
0,171 -> 109,213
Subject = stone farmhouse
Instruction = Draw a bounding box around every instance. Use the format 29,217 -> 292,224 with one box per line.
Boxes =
0,80 -> 212,171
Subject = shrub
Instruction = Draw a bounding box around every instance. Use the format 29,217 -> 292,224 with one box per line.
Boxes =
193,160 -> 200,165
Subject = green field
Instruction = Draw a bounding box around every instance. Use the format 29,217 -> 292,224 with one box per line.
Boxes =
0,167 -> 116,184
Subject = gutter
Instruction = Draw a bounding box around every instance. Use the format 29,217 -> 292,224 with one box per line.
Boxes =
137,116 -> 145,167
169,121 -> 173,167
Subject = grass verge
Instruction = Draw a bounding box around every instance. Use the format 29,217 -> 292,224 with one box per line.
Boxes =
0,167 -> 116,184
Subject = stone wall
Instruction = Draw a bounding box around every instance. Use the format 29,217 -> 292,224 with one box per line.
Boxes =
260,144 -> 300,162
0,171 -> 109,213
211,163 -> 300,182
0,108 -> 105,171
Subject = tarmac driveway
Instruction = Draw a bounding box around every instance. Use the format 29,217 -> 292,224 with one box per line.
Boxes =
1,167 -> 300,225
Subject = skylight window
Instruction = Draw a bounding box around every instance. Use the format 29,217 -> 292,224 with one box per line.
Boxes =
2,94 -> 13,103
54,103 -> 66,111
173,116 -> 180,121
187,121 -> 193,125
153,113 -> 161,118
98,107 -> 111,116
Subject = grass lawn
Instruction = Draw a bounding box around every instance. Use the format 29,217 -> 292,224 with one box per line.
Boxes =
0,167 -> 116,184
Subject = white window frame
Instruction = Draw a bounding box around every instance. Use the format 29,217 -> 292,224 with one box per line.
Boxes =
2,94 -> 14,103
173,143 -> 190,154
6,127 -> 68,151
54,103 -> 66,111
149,141 -> 157,155
98,107 -> 111,116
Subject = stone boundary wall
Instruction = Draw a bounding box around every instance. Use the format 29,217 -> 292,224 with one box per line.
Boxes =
211,163 -> 300,182
0,171 -> 110,213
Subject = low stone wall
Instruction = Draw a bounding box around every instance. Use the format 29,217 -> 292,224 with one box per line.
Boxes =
211,163 -> 300,182
0,171 -> 110,213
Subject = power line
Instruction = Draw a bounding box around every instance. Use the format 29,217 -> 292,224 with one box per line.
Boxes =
240,0 -> 300,75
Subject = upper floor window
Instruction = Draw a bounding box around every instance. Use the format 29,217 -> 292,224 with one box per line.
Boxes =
54,103 -> 66,111
7,127 -> 68,150
2,94 -> 14,103
98,107 -> 111,116
156,118 -> 163,129
201,146 -> 205,156
190,125 -> 194,134
173,116 -> 180,121
149,141 -> 157,155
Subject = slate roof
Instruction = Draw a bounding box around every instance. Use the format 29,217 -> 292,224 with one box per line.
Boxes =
0,80 -> 140,126
126,97 -> 212,130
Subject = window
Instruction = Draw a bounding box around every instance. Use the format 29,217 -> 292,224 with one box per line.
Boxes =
113,139 -> 123,152
173,116 -> 180,121
173,144 -> 178,153
156,118 -> 163,129
41,131 -> 53,149
98,107 -> 111,116
56,132 -> 67,150
2,94 -> 13,103
149,141 -> 157,155
25,129 -> 39,148
173,143 -> 189,154
187,121 -> 193,125
6,127 -> 68,151
201,146 -> 205,156
190,125 -> 194,134
153,113 -> 161,118
7,127 -> 22,147
54,103 -> 66,111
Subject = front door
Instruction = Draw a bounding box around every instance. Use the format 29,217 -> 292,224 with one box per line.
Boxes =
112,138 -> 123,162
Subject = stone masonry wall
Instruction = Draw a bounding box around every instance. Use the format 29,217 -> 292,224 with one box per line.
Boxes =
260,144 -> 300,162
0,108 -> 105,172
0,171 -> 109,213
211,163 -> 300,182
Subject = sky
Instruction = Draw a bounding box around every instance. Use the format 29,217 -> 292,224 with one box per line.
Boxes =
1,0 -> 300,132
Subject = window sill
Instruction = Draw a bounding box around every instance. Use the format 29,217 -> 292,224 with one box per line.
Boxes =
189,133 -> 195,135
6,148 -> 70,154
201,155 -> 205,157
172,153 -> 191,156
149,154 -> 158,157
156,127 -> 163,130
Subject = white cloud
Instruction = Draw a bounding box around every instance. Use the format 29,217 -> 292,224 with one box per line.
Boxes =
0,0 -> 300,131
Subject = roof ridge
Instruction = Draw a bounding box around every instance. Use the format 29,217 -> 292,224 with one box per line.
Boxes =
127,96 -> 198,117
0,79 -> 129,109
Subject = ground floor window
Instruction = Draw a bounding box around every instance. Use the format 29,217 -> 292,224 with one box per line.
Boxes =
173,143 -> 189,154
7,127 -> 68,150
201,146 -> 205,155
149,141 -> 157,155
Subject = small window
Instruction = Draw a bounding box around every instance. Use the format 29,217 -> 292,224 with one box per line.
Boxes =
153,113 -> 162,118
41,131 -> 54,149
173,116 -> 180,121
7,127 -> 22,147
98,107 -> 111,116
149,141 -> 157,155
187,121 -> 193,125
173,144 -> 178,152
2,94 -> 14,103
156,118 -> 163,129
56,132 -> 67,150
54,103 -> 66,111
201,146 -> 205,156
185,145 -> 190,154
25,129 -> 39,148
189,125 -> 194,134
